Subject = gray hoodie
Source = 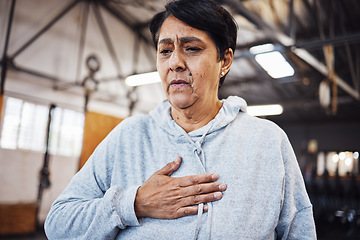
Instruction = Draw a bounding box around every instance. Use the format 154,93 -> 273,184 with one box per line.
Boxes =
45,96 -> 316,239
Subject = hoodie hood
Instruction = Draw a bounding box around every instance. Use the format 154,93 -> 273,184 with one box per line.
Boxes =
150,96 -> 248,137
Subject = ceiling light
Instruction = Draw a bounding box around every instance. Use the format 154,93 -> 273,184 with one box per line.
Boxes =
247,104 -> 283,116
250,44 -> 295,79
345,158 -> 352,167
249,43 -> 275,54
125,71 -> 161,86
339,152 -> 346,161
332,154 -> 339,163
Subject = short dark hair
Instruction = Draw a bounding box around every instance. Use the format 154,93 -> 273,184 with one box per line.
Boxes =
150,0 -> 237,86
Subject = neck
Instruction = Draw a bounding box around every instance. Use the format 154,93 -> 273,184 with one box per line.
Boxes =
171,99 -> 222,133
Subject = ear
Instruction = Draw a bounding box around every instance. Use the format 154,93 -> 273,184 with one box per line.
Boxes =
220,48 -> 233,75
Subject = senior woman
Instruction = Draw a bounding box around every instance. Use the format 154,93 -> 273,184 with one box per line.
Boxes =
45,0 -> 316,239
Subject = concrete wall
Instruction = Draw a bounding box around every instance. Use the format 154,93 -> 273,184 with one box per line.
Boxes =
0,148 -> 79,224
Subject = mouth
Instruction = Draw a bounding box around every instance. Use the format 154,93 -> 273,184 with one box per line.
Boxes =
169,79 -> 189,88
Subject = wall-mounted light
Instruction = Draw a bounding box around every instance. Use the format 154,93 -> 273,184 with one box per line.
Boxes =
125,71 -> 161,86
250,43 -> 295,79
247,104 -> 283,116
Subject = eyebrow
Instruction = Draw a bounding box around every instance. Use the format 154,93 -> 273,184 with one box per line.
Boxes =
158,36 -> 204,46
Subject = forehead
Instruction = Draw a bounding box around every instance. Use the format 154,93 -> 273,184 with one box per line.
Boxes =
158,15 -> 213,45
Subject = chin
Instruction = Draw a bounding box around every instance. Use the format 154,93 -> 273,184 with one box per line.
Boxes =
168,96 -> 196,110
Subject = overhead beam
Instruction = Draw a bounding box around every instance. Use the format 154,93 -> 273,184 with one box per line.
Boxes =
99,1 -> 157,78
99,1 -> 153,47
10,0 -> 80,59
1,0 -> 16,95
75,1 -> 90,84
287,0 -> 296,41
292,48 -> 359,99
295,32 -> 360,49
223,0 -> 360,100
93,3 -> 122,76
11,63 -> 59,83
293,45 -> 358,99
2,0 -> 157,97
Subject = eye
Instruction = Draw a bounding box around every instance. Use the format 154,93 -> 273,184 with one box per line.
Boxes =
159,48 -> 172,56
186,47 -> 202,52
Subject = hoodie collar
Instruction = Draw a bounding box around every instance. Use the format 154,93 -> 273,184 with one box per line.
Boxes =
150,96 -> 248,137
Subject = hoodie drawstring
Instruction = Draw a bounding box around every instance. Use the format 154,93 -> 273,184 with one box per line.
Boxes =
193,203 -> 204,240
184,123 -> 214,240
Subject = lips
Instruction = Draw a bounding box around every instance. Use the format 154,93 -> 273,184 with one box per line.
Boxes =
170,79 -> 189,87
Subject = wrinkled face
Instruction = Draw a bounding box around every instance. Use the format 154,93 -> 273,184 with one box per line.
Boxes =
156,16 -> 223,110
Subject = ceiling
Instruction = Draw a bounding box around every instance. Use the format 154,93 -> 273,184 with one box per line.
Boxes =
1,0 -> 360,125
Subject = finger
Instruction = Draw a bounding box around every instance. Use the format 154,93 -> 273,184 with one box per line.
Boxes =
174,205 -> 200,218
182,192 -> 223,207
155,156 -> 182,176
174,203 -> 209,219
180,182 -> 227,197
178,173 -> 219,187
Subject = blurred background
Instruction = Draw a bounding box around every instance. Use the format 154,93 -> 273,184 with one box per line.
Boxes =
0,0 -> 359,239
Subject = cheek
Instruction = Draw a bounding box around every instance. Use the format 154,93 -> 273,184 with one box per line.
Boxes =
194,68 -> 220,92
190,58 -> 208,77
192,59 -> 218,81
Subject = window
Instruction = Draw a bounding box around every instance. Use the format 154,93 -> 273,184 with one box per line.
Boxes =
18,102 -> 49,151
1,97 -> 22,149
49,107 -> 85,157
317,151 -> 359,177
0,97 -> 84,157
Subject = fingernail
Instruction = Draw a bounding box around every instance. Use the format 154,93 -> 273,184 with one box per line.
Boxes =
211,173 -> 218,180
175,157 -> 181,164
214,192 -> 222,199
219,184 -> 227,191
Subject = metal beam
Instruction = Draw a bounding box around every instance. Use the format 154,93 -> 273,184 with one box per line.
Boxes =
11,63 -> 59,82
223,0 -> 360,100
287,0 -> 296,41
75,1 -> 90,84
93,3 -> 122,76
99,1 -> 157,75
10,0 -> 80,59
292,48 -> 359,99
1,0 -> 16,95
10,63 -> 85,92
99,1 -> 154,47
295,32 -> 360,50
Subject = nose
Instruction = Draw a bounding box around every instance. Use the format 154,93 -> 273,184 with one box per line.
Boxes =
169,49 -> 186,72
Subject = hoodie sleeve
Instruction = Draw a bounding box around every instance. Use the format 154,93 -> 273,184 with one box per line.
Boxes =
44,127 -> 141,239
275,132 -> 317,240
